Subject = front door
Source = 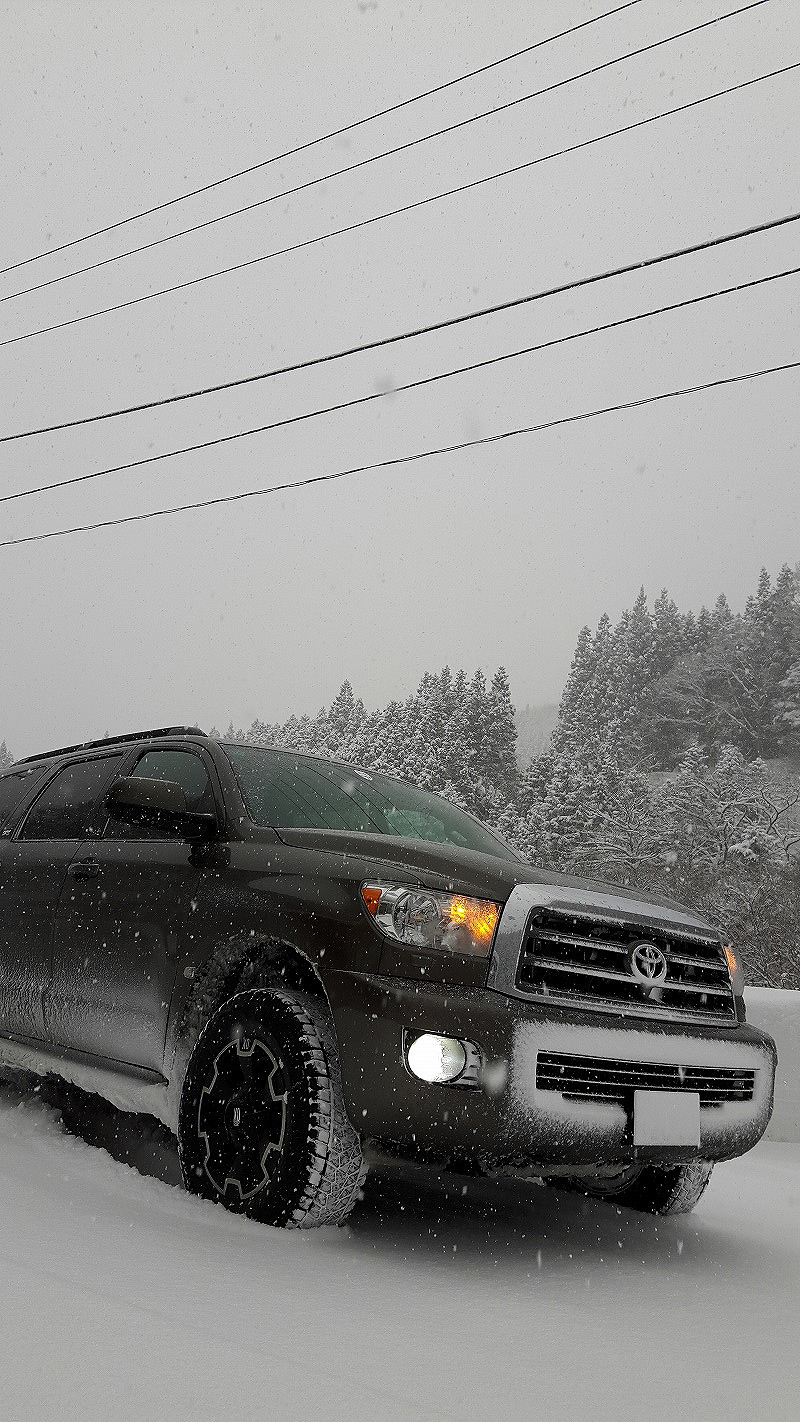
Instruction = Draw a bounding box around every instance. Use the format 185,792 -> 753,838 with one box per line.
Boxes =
48,747 -> 220,1073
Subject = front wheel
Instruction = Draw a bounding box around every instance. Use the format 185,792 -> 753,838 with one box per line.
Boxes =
178,988 -> 365,1227
571,1160 -> 714,1215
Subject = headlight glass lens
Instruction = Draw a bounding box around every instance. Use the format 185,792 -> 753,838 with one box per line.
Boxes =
361,882 -> 500,957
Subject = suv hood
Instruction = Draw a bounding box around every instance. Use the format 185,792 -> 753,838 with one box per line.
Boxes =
274,826 -> 717,934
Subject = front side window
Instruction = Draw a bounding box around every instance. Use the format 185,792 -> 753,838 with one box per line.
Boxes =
130,750 -> 213,812
20,755 -> 124,840
105,748 -> 215,839
223,744 -> 521,862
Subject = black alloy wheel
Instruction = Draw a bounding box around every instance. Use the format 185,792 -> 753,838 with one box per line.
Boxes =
178,988 -> 365,1228
196,1028 -> 289,1203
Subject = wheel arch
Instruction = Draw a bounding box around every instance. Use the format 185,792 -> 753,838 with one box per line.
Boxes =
164,934 -> 329,1131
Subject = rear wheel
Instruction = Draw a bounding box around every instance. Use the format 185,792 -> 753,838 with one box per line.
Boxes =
178,988 -> 365,1227
573,1160 -> 714,1215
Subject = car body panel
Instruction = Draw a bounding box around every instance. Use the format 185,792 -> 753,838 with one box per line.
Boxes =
0,840 -> 80,1040
48,838 -> 204,1072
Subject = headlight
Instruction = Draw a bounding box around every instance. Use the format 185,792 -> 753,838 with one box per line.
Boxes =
724,944 -> 744,996
360,882 -> 501,957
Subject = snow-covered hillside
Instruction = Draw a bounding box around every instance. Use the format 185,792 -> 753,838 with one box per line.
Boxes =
1,1063 -> 798,1420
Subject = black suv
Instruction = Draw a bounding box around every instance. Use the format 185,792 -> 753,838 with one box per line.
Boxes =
0,727 -> 776,1227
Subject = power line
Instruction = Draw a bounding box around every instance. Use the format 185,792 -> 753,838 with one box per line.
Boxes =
0,1 -> 644,278
4,263 -> 798,508
2,358 -> 797,550
3,206 -> 799,445
5,60 -> 797,354
0,0 -> 773,307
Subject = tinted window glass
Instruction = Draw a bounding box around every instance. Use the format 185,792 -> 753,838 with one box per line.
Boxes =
132,750 -> 213,812
0,767 -> 45,831
21,755 -> 123,840
223,745 -> 521,862
105,749 -> 214,839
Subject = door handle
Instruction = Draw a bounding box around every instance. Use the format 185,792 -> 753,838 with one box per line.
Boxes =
67,859 -> 101,880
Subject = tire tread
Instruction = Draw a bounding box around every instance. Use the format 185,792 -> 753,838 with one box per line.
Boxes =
178,987 -> 365,1229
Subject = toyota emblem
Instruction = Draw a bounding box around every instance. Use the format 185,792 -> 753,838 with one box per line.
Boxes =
630,941 -> 668,986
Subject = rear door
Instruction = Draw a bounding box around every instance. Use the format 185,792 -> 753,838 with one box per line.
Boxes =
48,746 -> 221,1073
0,754 -> 124,1042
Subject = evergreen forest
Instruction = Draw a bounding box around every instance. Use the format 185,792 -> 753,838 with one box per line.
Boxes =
219,564 -> 800,989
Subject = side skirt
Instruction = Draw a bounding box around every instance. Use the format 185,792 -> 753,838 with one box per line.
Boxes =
0,1031 -> 170,1124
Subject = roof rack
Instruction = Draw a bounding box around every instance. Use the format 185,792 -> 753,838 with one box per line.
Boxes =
18,726 -> 206,765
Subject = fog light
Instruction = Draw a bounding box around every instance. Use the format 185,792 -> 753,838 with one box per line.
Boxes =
406,1033 -> 467,1084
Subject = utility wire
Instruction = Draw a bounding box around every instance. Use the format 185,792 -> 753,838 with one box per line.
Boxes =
4,60 -> 797,353
0,1 -> 644,278
2,358 -> 797,550
3,206 -> 799,445
3,263 -> 798,508
0,0 -> 773,306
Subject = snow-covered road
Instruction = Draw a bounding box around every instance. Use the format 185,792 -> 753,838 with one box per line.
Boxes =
0,1082 -> 797,1422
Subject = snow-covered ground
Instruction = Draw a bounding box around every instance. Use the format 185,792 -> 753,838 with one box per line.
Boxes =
0,1069 -> 797,1422
745,987 -> 800,1141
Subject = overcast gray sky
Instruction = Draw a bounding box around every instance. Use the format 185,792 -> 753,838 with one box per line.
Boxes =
1,0 -> 798,757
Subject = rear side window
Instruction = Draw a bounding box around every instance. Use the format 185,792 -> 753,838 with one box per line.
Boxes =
20,755 -> 124,841
0,768 -> 45,833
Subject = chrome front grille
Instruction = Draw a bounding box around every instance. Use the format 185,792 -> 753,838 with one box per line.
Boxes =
516,907 -> 735,1022
536,1051 -> 755,1106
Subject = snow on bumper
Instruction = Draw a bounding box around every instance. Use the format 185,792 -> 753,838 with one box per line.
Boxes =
325,971 -> 776,1169
511,1016 -> 776,1165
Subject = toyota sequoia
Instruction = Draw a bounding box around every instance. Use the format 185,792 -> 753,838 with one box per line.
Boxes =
0,727 -> 776,1226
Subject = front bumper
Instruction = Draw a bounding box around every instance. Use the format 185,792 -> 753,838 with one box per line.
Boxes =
324,969 -> 776,1170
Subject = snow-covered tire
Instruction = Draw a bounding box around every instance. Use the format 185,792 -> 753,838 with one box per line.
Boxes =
575,1160 -> 714,1215
178,988 -> 365,1228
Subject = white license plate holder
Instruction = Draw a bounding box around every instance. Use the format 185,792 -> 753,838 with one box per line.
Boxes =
633,1090 -> 701,1147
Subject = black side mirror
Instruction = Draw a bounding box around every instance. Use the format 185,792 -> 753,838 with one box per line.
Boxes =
105,777 -> 218,842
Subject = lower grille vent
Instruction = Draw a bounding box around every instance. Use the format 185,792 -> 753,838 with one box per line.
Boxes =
536,1051 -> 755,1106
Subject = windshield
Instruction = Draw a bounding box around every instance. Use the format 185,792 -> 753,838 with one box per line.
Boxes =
223,744 -> 521,862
